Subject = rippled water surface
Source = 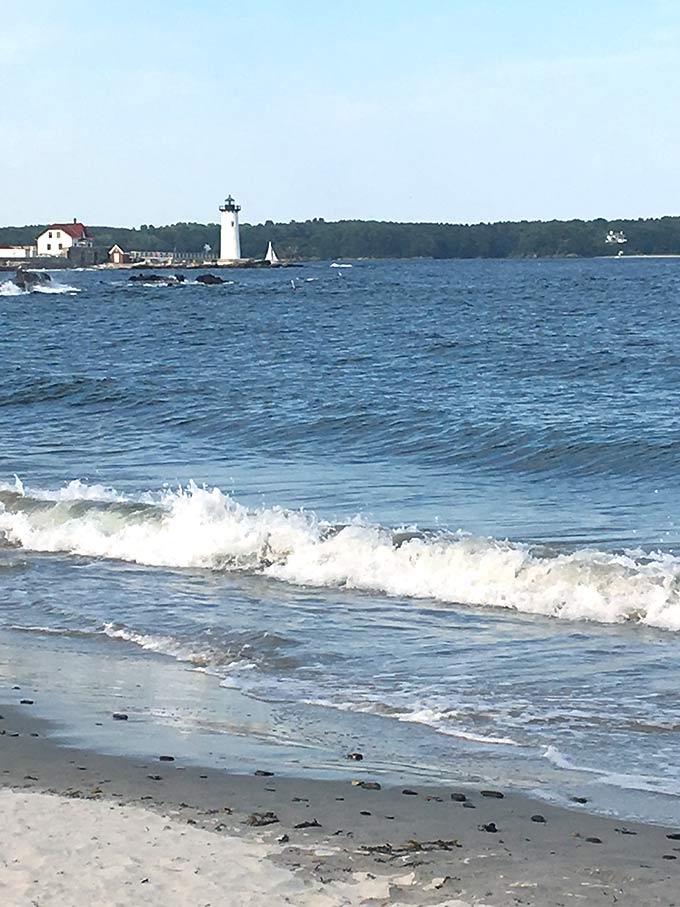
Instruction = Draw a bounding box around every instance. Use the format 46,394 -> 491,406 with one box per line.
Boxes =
2,259 -> 680,822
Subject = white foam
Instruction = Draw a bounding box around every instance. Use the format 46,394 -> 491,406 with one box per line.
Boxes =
35,479 -> 123,503
0,280 -> 25,296
0,279 -> 79,295
301,696 -> 522,746
34,283 -> 80,294
6,625 -> 86,637
543,746 -> 680,796
102,623 -> 223,667
2,480 -> 680,632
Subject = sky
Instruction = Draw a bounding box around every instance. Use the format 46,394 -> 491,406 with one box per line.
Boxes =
2,0 -> 680,227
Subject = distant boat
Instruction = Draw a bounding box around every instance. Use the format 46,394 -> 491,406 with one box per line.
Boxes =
330,262 -> 352,268
264,241 -> 280,266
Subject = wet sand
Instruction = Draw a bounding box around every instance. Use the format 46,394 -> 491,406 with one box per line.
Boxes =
1,701 -> 679,906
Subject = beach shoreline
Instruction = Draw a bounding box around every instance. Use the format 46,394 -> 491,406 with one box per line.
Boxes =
1,700 -> 678,906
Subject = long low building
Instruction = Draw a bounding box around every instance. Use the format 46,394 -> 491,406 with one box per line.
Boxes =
0,245 -> 36,260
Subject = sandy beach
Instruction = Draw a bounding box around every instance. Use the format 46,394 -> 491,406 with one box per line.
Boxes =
1,701 -> 678,906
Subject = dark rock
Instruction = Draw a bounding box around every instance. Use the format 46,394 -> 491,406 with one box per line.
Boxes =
358,781 -> 381,790
531,815 -> 546,823
480,790 -> 504,799
346,752 -> 363,761
360,810 -> 371,816
112,713 -> 128,721
570,796 -> 588,804
244,812 -> 279,827
196,273 -> 226,285
294,819 -> 322,829
615,827 -> 637,835
254,770 -> 274,776
585,836 -> 602,844
450,793 -> 467,802
402,789 -> 418,796
14,271 -> 51,290
479,823 -> 499,833
147,775 -> 163,781
463,801 -> 476,808
129,273 -> 167,282
19,699 -> 34,705
667,833 -> 680,840
277,834 -> 289,844
174,274 -> 185,282
159,755 -> 175,762
662,854 -> 677,860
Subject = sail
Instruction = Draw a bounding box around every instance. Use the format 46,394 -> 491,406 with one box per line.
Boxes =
264,241 -> 279,264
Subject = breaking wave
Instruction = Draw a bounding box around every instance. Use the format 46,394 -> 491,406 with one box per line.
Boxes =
0,279 -> 25,296
0,278 -> 80,295
1,479 -> 680,631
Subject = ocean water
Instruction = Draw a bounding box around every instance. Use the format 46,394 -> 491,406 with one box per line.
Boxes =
2,258 -> 680,823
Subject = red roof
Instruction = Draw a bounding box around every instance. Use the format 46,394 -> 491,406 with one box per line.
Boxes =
48,222 -> 90,239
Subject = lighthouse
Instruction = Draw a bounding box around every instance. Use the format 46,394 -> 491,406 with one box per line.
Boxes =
219,195 -> 242,262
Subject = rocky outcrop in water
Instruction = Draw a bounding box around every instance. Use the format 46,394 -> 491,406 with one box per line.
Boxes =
14,271 -> 51,290
195,273 -> 226,285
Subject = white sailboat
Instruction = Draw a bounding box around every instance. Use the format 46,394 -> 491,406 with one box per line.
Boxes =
264,241 -> 280,265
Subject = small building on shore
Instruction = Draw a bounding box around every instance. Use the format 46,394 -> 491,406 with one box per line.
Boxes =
108,244 -> 129,265
0,244 -> 35,260
36,220 -> 92,257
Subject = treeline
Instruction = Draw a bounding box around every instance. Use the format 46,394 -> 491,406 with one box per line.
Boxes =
3,216 -> 680,259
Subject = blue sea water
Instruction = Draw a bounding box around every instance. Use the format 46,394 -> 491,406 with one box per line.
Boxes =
1,258 -> 680,823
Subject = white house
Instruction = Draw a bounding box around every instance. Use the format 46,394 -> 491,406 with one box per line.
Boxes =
36,220 -> 92,257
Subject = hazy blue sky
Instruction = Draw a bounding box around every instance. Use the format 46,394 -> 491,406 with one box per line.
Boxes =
2,1 -> 679,226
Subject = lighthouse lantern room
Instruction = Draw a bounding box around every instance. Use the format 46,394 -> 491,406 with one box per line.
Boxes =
219,195 -> 242,262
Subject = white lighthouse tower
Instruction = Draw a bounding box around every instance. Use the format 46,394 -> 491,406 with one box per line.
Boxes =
219,195 -> 242,263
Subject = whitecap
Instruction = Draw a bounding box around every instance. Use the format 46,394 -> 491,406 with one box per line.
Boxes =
2,480 -> 680,632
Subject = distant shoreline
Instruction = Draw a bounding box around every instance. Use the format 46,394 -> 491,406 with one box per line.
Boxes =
3,214 -> 680,262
